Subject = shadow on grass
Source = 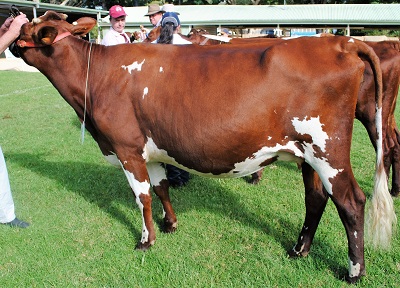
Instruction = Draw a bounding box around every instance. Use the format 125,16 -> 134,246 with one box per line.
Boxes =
9,152 -> 347,280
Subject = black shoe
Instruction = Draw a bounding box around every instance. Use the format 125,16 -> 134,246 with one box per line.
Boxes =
4,218 -> 30,228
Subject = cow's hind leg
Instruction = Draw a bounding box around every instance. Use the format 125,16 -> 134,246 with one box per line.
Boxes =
289,163 -> 328,258
329,172 -> 366,283
249,169 -> 264,184
147,163 -> 178,233
390,126 -> 400,196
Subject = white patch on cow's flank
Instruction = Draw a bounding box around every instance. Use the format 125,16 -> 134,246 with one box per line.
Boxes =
348,258 -> 361,278
268,136 -> 272,140
143,87 -> 148,99
146,162 -> 166,186
121,59 -> 145,74
104,154 -> 120,167
232,141 -> 304,177
159,67 -> 164,73
142,137 -> 172,163
140,135 -> 341,193
354,231 -> 358,239
301,142 -> 343,194
292,116 -> 328,152
348,38 -> 355,43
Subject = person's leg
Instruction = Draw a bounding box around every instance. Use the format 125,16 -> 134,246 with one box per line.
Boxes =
0,146 -> 29,228
0,146 -> 16,223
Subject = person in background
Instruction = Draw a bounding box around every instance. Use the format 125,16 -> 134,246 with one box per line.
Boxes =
144,4 -> 164,29
154,11 -> 191,187
0,14 -> 30,228
155,12 -> 192,45
101,5 -> 130,46
137,3 -> 164,41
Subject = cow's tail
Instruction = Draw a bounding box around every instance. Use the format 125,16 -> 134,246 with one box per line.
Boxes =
354,39 -> 398,248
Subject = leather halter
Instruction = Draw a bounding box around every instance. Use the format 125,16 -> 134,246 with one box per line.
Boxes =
16,32 -> 72,48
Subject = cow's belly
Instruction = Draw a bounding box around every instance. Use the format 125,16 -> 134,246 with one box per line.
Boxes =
142,137 -> 304,178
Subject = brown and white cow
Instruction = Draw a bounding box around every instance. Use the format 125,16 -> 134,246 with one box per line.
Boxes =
203,35 -> 400,196
15,11 -> 396,283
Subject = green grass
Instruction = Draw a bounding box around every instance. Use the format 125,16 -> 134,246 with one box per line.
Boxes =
0,71 -> 399,287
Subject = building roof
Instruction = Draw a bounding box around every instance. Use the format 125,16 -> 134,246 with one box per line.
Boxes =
99,4 -> 400,30
0,0 -> 107,24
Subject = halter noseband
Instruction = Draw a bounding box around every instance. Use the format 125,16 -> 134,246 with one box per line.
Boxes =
16,32 -> 72,48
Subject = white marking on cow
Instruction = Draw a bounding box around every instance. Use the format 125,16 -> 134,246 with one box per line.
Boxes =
142,137 -> 172,163
159,67 -> 164,73
146,162 -> 166,186
123,160 -> 127,164
348,258 -> 361,278
292,243 -> 305,254
143,87 -> 148,99
348,38 -> 355,43
301,142 -> 343,194
120,162 -> 150,244
104,154 -> 120,167
141,135 -> 341,195
354,231 -> 358,239
292,116 -> 328,152
121,59 -> 145,74
268,136 -> 272,140
375,106 -> 383,162
231,141 -> 304,177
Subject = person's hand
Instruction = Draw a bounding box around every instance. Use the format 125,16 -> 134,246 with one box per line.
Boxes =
140,25 -> 149,33
2,13 -> 28,39
2,17 -> 13,30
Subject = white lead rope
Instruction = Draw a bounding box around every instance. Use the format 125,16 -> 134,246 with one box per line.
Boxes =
81,42 -> 93,144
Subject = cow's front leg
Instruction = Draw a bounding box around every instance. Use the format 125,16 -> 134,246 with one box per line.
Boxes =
289,163 -> 329,258
147,162 -> 178,233
120,159 -> 155,250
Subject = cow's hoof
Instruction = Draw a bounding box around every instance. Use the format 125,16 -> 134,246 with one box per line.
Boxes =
248,178 -> 260,185
135,240 -> 154,251
287,247 -> 309,258
345,274 -> 362,284
163,218 -> 177,233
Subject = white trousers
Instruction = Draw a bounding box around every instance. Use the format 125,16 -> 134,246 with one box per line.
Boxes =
0,146 -> 16,223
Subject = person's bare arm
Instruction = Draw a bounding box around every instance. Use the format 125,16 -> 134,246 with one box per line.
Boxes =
0,14 -> 28,54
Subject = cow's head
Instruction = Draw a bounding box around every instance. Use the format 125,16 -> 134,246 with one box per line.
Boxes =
16,10 -> 96,48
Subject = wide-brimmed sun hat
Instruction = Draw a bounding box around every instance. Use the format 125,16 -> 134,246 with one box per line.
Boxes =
144,4 -> 164,16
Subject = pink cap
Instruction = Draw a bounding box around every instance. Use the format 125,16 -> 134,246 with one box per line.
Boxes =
109,5 -> 127,19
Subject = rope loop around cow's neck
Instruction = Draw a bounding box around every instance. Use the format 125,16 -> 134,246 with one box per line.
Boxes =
81,42 -> 93,144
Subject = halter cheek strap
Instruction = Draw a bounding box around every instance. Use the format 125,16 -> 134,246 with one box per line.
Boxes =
17,32 -> 72,48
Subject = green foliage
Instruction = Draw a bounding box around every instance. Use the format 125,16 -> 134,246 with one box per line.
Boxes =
0,71 -> 399,287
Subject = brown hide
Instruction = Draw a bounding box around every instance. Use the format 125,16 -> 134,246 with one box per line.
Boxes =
212,36 -> 400,196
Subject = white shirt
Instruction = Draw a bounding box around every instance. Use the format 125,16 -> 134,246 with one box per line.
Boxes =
101,27 -> 130,46
153,34 -> 192,45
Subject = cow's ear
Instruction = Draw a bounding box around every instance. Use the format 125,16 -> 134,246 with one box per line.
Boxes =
36,26 -> 58,45
70,17 -> 97,37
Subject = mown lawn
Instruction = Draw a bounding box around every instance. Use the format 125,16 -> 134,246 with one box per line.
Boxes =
0,71 -> 399,287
